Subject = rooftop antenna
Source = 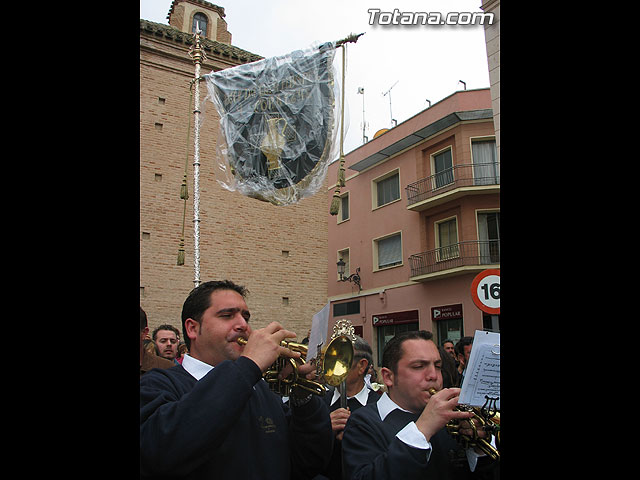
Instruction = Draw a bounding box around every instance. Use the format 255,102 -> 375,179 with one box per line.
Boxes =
382,80 -> 398,127
425,99 -> 431,108
357,87 -> 368,143
458,79 -> 467,90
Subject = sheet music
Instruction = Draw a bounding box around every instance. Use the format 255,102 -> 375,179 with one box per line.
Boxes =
307,302 -> 329,361
459,330 -> 500,409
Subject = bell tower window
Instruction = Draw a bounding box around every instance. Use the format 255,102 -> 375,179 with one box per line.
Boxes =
192,13 -> 208,36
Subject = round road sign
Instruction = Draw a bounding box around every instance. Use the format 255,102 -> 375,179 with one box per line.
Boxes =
470,269 -> 500,315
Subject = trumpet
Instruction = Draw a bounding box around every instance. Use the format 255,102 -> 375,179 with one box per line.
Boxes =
236,332 -> 354,397
428,388 -> 500,461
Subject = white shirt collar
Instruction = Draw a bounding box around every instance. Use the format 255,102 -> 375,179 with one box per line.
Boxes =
330,382 -> 371,407
181,354 -> 213,381
376,391 -> 414,421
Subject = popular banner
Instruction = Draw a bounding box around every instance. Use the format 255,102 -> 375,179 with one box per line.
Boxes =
204,42 -> 341,206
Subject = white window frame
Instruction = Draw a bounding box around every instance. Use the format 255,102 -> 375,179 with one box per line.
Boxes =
372,168 -> 401,210
337,191 -> 350,224
430,146 -> 454,191
372,231 -> 403,271
435,216 -> 459,262
469,136 -> 499,185
475,209 -> 500,264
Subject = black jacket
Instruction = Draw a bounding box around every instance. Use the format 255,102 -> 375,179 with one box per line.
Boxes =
140,356 -> 333,479
341,398 -> 499,480
313,385 -> 380,480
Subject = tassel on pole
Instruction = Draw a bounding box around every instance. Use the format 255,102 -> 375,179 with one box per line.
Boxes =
330,159 -> 344,215
176,65 -> 195,266
177,237 -> 185,266
180,175 -> 189,200
337,161 -> 345,187
330,190 -> 341,216
177,189 -> 188,265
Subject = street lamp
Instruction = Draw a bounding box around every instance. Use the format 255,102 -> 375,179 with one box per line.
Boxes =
337,258 -> 362,292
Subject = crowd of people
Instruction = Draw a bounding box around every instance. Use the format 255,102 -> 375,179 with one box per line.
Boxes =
140,279 -> 499,479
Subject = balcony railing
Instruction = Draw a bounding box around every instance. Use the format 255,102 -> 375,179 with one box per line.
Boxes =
409,240 -> 500,278
406,162 -> 500,206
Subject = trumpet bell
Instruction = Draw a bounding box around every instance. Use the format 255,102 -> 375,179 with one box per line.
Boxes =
320,335 -> 354,387
236,332 -> 355,397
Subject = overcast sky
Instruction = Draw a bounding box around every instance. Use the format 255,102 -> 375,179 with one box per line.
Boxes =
140,0 -> 492,156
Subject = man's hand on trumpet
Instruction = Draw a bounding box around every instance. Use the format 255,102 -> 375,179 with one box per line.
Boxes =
278,358 -> 318,380
457,417 -> 488,438
415,388 -> 475,442
238,321 -> 299,372
278,353 -> 320,401
457,416 -> 493,456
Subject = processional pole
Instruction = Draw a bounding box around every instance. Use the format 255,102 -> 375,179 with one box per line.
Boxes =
330,32 -> 365,216
188,26 -> 206,288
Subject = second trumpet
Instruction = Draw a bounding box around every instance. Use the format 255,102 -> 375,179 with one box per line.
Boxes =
428,388 -> 500,461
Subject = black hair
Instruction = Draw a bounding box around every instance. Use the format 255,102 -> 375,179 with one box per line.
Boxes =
181,280 -> 248,350
381,330 -> 433,374
454,336 -> 474,356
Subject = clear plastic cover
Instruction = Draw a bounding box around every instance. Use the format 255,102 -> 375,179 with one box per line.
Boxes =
204,42 -> 341,206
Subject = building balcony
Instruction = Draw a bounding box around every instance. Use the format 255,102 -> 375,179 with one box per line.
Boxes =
408,240 -> 500,281
405,162 -> 500,211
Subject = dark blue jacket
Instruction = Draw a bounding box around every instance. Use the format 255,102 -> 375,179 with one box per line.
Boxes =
140,356 -> 333,479
342,400 -> 499,480
313,385 -> 381,480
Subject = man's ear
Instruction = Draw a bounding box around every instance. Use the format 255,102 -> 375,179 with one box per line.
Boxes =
380,367 -> 394,389
184,318 -> 199,344
357,358 -> 368,376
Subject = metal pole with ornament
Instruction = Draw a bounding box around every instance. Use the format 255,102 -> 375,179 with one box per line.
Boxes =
188,25 -> 206,288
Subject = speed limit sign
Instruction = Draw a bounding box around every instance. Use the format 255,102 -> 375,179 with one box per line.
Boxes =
470,269 -> 500,314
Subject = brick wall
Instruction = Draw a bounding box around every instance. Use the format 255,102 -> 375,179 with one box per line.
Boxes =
216,18 -> 232,44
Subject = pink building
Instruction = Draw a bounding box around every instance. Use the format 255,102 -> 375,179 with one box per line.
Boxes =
327,88 -> 500,365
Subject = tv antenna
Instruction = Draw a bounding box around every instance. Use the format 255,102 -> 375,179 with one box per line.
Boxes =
382,80 -> 399,127
357,87 -> 368,143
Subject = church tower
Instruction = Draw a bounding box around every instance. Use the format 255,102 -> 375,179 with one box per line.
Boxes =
167,0 -> 232,44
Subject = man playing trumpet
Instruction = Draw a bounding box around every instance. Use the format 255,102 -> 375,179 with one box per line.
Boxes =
341,330 -> 499,479
140,280 -> 333,479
